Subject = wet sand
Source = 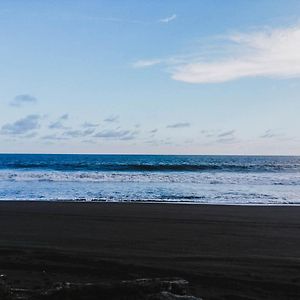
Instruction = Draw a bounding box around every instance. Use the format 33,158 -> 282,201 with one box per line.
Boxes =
0,201 -> 300,299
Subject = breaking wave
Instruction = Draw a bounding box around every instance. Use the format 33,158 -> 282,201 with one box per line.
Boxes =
2,162 -> 300,172
1,170 -> 300,186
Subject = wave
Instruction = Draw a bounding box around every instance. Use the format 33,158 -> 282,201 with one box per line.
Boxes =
1,170 -> 300,185
1,195 -> 299,205
1,162 -> 300,172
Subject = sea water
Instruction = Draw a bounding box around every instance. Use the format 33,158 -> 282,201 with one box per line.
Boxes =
0,154 -> 300,204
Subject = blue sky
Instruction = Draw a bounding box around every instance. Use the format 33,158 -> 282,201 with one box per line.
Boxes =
1,0 -> 300,154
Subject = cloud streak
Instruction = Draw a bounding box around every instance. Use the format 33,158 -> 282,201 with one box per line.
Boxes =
61,13 -> 177,26
158,14 -> 177,23
167,122 -> 190,128
82,122 -> 99,128
172,25 -> 300,83
10,94 -> 37,107
201,129 -> 237,144
218,130 -> 235,138
133,59 -> 162,68
260,129 -> 283,139
94,129 -> 138,140
63,129 -> 95,138
1,115 -> 40,135
135,24 -> 300,84
41,134 -> 67,141
104,115 -> 119,123
49,114 -> 69,129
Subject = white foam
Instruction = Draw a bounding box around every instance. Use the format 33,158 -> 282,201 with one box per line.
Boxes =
0,170 -> 300,186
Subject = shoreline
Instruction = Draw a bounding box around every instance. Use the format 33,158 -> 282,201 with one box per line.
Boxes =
1,199 -> 300,206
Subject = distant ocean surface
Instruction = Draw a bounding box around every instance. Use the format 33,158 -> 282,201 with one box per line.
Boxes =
1,154 -> 300,205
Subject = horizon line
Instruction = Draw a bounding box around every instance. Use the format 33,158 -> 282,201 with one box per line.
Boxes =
0,152 -> 299,157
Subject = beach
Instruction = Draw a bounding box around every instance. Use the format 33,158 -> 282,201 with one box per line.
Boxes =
0,201 -> 299,299
1,0 -> 300,298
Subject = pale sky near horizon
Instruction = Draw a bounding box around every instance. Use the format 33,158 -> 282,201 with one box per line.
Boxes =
1,0 -> 300,155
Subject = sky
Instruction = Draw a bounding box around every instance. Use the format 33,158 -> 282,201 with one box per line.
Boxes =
1,0 -> 300,155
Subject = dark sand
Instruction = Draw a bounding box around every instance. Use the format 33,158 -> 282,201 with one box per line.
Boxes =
0,201 -> 300,299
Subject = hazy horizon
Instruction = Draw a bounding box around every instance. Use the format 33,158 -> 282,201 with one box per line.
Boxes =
0,152 -> 300,157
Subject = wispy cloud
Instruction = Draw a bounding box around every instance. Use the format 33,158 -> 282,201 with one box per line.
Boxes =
24,132 -> 38,139
218,130 -> 235,138
63,129 -> 95,138
10,94 -> 37,107
216,137 -> 237,144
104,115 -> 119,123
135,24 -> 300,84
133,59 -> 162,68
1,115 -> 40,135
201,129 -> 219,138
59,12 -> 177,26
94,129 -> 138,140
158,14 -> 177,23
41,134 -> 67,141
60,114 -> 69,120
48,121 -> 68,130
42,127 -> 95,140
82,122 -> 99,128
145,138 -> 173,146
167,122 -> 190,128
202,129 -> 237,144
260,129 -> 283,139
150,128 -> 158,133
49,114 -> 69,129
172,25 -> 300,83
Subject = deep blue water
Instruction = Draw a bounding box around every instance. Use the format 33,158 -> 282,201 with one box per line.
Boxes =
1,154 -> 300,204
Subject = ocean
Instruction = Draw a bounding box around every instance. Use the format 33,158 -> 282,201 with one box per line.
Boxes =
0,154 -> 300,205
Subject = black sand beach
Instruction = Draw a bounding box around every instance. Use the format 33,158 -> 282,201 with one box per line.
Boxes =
0,202 -> 300,299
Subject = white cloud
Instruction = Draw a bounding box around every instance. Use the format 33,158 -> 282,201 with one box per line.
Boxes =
133,59 -> 162,68
57,12 -> 178,26
159,14 -> 177,23
134,24 -> 300,83
172,25 -> 300,83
